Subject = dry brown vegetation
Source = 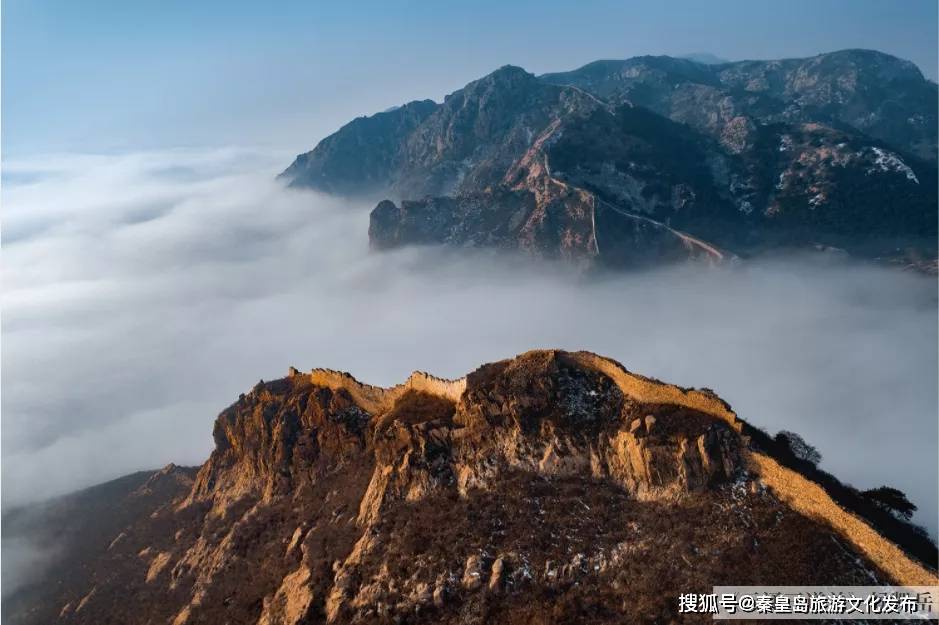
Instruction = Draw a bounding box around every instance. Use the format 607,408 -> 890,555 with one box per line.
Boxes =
4,350 -> 935,625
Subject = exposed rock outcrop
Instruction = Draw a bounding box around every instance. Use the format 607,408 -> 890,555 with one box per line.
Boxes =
541,50 -> 938,161
283,50 -> 937,268
4,350 -> 937,625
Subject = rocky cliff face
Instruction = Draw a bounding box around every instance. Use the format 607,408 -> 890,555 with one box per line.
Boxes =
542,49 -> 938,161
5,350 -> 936,625
392,66 -> 602,199
282,50 -> 937,270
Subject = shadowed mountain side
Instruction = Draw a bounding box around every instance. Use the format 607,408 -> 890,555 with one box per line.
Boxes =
368,193 -> 725,269
278,100 -> 438,197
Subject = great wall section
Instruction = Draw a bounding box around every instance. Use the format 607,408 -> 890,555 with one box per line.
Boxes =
288,350 -> 935,586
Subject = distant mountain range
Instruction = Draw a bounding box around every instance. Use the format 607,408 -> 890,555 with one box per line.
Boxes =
281,50 -> 937,270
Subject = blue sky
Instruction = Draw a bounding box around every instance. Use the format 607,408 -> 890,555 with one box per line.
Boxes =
3,0 -> 937,157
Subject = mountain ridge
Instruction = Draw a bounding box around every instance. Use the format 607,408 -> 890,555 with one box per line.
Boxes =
282,49 -> 937,271
4,349 -> 936,625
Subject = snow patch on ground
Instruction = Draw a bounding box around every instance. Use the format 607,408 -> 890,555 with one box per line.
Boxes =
866,147 -> 919,184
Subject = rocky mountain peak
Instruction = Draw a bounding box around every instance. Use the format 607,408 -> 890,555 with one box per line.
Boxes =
813,48 -> 926,81
192,349 -> 744,511
5,350 -> 936,625
280,49 -> 936,271
451,64 -> 537,96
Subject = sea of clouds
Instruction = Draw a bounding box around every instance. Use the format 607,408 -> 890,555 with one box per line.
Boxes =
3,147 -> 937,544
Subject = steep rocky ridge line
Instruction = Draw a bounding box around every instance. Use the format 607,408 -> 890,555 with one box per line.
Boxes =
6,349 -> 936,625
567,351 -> 740,429
748,454 -> 936,586
284,50 -> 937,269
254,350 -> 933,583
298,350 -> 937,585
305,352 -> 739,431
540,49 -> 938,161
290,351 -> 938,585
305,367 -> 467,414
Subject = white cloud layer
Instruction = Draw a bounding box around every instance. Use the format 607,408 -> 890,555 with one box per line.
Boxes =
2,148 -> 936,535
